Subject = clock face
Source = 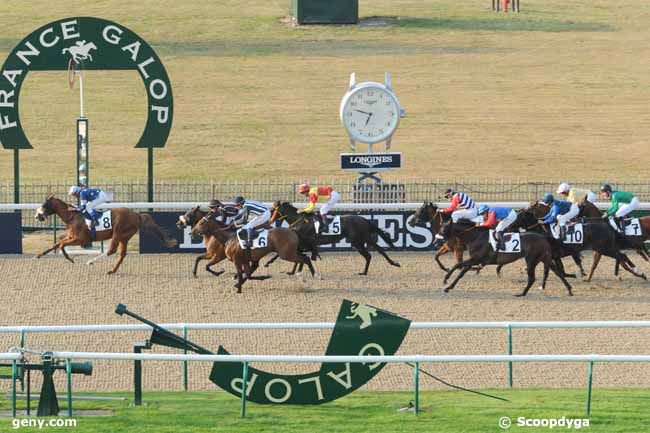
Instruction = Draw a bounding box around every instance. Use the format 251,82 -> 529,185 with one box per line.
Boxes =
341,85 -> 400,144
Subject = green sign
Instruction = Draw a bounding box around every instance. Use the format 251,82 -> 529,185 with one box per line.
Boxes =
0,17 -> 173,149
209,299 -> 411,404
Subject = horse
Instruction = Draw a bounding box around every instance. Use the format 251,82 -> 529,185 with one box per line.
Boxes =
35,195 -> 176,274
267,201 -> 400,275
192,216 -> 315,293
407,202 -> 466,272
176,206 -> 225,278
434,221 -> 573,297
523,200 -> 645,282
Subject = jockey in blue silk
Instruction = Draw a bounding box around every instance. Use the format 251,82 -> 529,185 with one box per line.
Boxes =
232,196 -> 271,248
540,193 -> 579,240
476,204 -> 517,251
68,185 -> 109,231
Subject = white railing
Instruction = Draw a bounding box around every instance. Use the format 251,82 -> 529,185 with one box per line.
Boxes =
2,320 -> 650,333
0,201 -> 644,211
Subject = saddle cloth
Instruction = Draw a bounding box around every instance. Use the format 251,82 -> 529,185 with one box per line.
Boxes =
314,215 -> 342,235
608,217 -> 642,236
237,228 -> 268,249
488,230 -> 521,253
85,210 -> 112,232
561,223 -> 584,244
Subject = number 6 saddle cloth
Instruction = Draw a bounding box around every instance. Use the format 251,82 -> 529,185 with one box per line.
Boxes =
236,228 -> 269,249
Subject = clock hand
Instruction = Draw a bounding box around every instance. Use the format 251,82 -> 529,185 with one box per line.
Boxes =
353,109 -> 371,116
365,112 -> 373,126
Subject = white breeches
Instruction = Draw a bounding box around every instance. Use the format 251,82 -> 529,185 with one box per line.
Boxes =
586,191 -> 596,203
495,210 -> 517,232
557,203 -> 579,226
320,191 -> 340,216
84,191 -> 109,214
616,197 -> 640,218
451,208 -> 478,223
243,210 -> 271,230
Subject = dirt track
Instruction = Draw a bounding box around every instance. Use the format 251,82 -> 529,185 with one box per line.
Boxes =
1,251 -> 650,393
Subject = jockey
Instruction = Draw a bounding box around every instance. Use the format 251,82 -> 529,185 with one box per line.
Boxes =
232,196 -> 271,248
68,185 -> 108,229
556,183 -> 596,204
297,183 -> 340,233
600,184 -> 640,231
540,193 -> 578,240
208,199 -> 238,224
441,188 -> 478,223
476,204 -> 517,251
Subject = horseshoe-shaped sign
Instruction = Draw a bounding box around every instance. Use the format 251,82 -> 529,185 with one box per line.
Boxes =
0,17 -> 173,149
117,300 -> 410,405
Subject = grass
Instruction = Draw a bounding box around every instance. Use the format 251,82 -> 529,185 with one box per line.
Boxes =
0,1 -> 649,183
1,389 -> 649,432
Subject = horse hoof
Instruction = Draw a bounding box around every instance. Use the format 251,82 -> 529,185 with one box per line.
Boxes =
442,287 -> 450,293
86,261 -> 94,266
514,293 -> 525,297
107,271 -> 115,275
392,262 -> 401,268
314,273 -> 322,280
286,272 -> 295,276
537,285 -> 544,291
357,272 -> 368,276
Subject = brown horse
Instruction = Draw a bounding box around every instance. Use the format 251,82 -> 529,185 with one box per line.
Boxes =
193,216 -> 315,293
176,206 -> 226,278
35,195 -> 176,274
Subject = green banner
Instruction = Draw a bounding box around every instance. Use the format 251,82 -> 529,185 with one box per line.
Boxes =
0,17 -> 172,149
209,299 -> 411,404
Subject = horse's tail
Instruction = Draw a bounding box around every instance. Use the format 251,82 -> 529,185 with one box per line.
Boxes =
138,213 -> 178,248
370,224 -> 396,250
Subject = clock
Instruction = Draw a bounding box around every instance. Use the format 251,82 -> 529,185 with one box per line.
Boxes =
339,72 -> 403,148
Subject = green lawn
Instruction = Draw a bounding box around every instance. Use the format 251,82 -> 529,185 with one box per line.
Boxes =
1,389 -> 649,432
1,1 -> 650,182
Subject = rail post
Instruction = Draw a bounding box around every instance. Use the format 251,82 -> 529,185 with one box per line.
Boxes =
65,359 -> 73,417
241,361 -> 249,418
507,324 -> 513,387
19,329 -> 26,392
586,361 -> 594,416
182,326 -> 189,391
53,215 -> 58,245
11,360 -> 17,417
413,361 -> 420,415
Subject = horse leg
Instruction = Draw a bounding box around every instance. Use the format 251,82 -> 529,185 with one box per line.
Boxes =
555,257 -> 575,279
287,262 -> 299,275
496,264 -> 504,278
571,252 -> 585,277
193,253 -> 209,277
369,239 -> 400,268
547,258 -> 574,296
617,252 -> 647,280
434,245 -> 450,272
205,254 -> 225,278
585,251 -> 602,282
107,240 -> 128,275
299,254 -> 316,277
264,253 -> 280,268
516,257 -> 539,297
234,263 -> 246,293
443,265 -> 474,293
354,245 -> 372,276
538,262 -> 550,291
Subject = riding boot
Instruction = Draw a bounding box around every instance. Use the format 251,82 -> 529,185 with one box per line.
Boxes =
320,214 -> 329,233
496,231 -> 506,251
246,227 -> 254,248
560,225 -> 567,241
617,217 -> 625,233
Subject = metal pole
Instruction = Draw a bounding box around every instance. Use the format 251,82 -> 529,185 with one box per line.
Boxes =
13,149 -> 20,204
19,330 -> 25,392
79,72 -> 84,118
26,367 -> 31,415
183,327 -> 189,391
134,346 -> 143,406
507,325 -> 513,387
11,360 -> 17,417
66,359 -> 73,417
147,148 -> 154,204
241,362 -> 248,418
586,361 -> 594,416
413,361 -> 420,415
53,215 -> 58,245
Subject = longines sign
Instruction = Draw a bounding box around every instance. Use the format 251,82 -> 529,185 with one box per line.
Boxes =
0,17 -> 173,150
340,152 -> 401,172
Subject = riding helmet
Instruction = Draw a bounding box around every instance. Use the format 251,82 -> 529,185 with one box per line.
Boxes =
477,204 -> 490,214
233,196 -> 245,205
208,199 -> 221,209
542,193 -> 554,204
443,188 -> 455,198
68,185 -> 82,195
600,184 -> 612,193
298,183 -> 310,194
556,183 -> 570,194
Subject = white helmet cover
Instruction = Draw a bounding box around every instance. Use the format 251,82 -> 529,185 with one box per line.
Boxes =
556,182 -> 570,194
68,185 -> 82,195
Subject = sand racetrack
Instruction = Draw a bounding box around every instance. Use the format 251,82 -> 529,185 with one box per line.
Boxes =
2,251 -> 650,393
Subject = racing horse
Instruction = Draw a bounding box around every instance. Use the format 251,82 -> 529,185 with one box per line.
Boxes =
522,200 -> 645,282
35,195 -> 176,274
434,221 -> 574,297
192,215 -> 315,293
176,206 -> 225,278
266,201 -> 400,275
407,202 -> 465,272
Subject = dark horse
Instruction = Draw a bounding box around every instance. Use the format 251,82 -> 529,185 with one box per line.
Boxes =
267,201 -> 400,275
407,202 -> 466,272
35,195 -> 176,274
434,221 -> 573,297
